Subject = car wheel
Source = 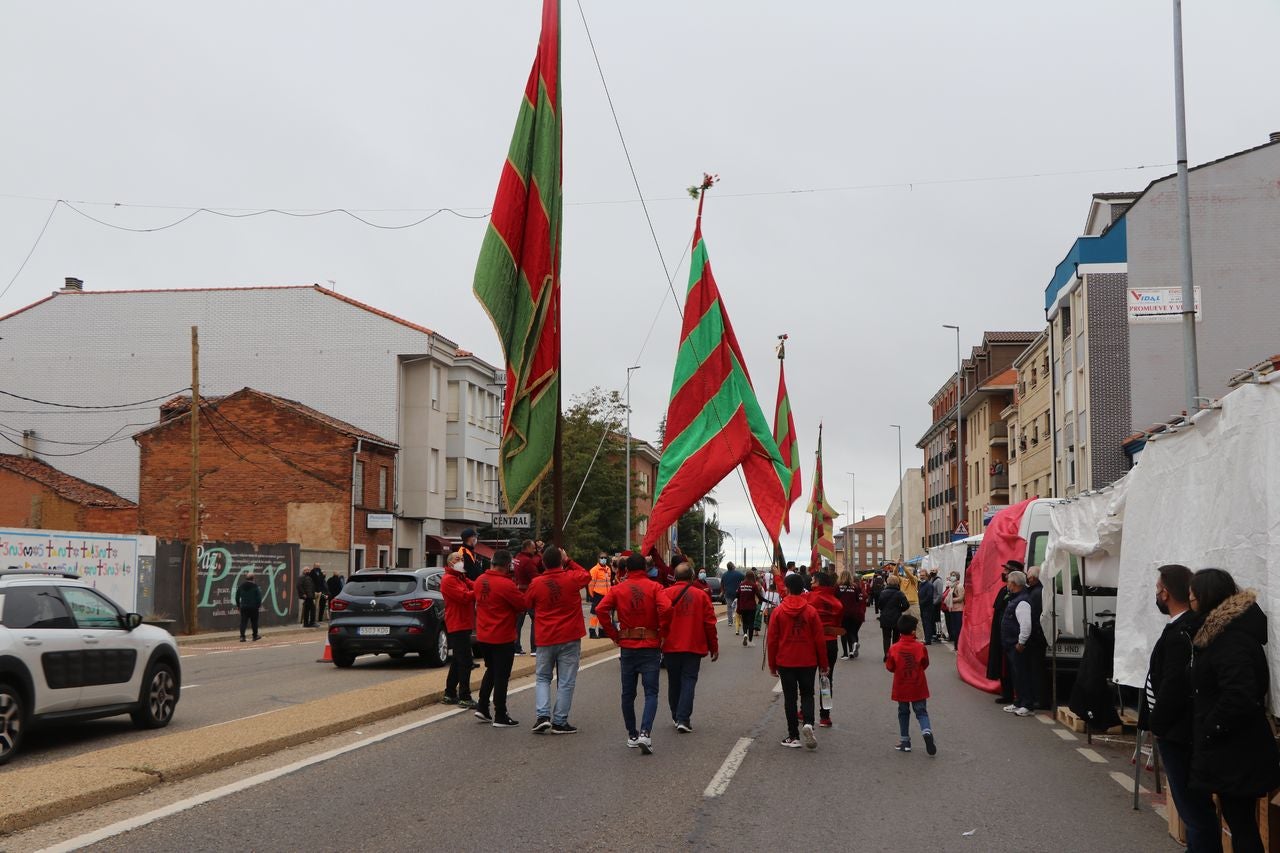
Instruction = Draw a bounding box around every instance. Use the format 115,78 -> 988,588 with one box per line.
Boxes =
0,683 -> 26,766
423,629 -> 448,667
333,653 -> 356,668
131,661 -> 179,729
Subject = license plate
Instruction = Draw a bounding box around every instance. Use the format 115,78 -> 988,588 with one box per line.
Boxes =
1055,643 -> 1082,656
357,626 -> 391,636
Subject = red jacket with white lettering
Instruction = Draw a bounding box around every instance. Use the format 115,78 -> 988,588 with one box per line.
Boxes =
658,582 -> 718,657
885,633 -> 930,702
596,574 -> 663,649
807,586 -> 845,637
767,594 -> 828,671
474,569 -> 529,644
527,564 -> 591,646
440,567 -> 475,633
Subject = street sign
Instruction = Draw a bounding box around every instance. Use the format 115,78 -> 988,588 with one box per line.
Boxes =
492,513 -> 531,528
366,513 -> 394,530
953,521 -> 969,537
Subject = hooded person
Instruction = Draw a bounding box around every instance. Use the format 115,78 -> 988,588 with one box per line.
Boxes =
658,564 -> 719,733
767,573 -> 827,750
807,572 -> 845,728
597,553 -> 664,754
440,550 -> 477,708
1187,569 -> 1280,852
472,550 -> 529,728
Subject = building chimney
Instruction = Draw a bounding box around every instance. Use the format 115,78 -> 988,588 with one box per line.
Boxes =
62,277 -> 84,291
21,430 -> 36,459
1271,131 -> 1280,144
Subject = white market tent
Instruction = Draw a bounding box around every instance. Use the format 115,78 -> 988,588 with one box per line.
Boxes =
1112,375 -> 1280,704
922,534 -> 983,580
1044,475 -> 1128,633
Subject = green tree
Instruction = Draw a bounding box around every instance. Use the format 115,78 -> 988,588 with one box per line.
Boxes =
520,387 -> 629,560
675,496 -> 725,575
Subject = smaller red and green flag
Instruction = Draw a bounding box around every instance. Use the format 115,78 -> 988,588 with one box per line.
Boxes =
773,335 -> 801,533
807,423 -> 839,571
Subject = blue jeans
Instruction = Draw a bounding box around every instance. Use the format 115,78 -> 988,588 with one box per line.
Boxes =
535,640 -> 581,725
1157,738 -> 1223,853
898,700 -> 932,740
619,647 -> 661,737
664,652 -> 702,725
725,596 -> 738,628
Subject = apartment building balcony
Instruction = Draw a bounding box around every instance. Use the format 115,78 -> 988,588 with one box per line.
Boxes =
989,422 -> 1008,446
990,473 -> 1010,495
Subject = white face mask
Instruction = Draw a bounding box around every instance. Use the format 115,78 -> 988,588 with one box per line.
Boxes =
599,558 -> 607,566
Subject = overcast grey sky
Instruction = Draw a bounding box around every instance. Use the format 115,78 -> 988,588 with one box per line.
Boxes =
2,1 -> 1277,564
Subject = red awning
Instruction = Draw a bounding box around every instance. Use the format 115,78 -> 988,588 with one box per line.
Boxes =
424,535 -> 452,554
475,542 -> 497,559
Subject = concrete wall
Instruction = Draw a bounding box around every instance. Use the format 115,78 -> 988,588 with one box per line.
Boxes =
1126,142 -> 1280,425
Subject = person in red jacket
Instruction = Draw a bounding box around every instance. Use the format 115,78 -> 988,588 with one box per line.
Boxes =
885,613 -> 936,755
473,550 -> 529,728
807,572 -> 845,728
512,539 -> 540,656
837,570 -> 867,660
526,545 -> 592,734
658,564 -> 719,733
597,553 -> 663,754
440,550 -> 477,708
767,573 -> 827,750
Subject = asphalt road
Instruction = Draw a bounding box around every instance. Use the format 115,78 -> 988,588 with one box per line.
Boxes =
4,629 -> 435,769
67,619 -> 1181,853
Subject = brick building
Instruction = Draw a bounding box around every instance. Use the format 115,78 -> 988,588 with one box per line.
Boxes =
135,388 -> 398,575
0,453 -> 137,534
836,515 -> 887,575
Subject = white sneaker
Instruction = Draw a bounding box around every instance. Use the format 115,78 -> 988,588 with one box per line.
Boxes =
626,735 -> 641,748
801,723 -> 817,750
1014,707 -> 1033,717
1003,704 -> 1018,713
638,732 -> 653,754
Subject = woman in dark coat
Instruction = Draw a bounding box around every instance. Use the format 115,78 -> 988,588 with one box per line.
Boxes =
1189,568 -> 1280,853
877,575 -> 909,662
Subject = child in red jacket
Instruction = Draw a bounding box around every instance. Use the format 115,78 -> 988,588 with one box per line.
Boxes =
884,614 -> 937,755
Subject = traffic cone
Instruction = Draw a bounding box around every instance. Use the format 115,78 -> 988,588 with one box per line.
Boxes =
317,633 -> 333,663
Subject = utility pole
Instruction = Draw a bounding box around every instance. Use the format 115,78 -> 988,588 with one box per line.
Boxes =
624,365 -> 640,551
846,471 -> 856,568
1172,0 -> 1201,415
187,326 -> 201,635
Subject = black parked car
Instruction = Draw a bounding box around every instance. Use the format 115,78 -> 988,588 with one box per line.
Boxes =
705,576 -> 724,604
327,569 -> 448,668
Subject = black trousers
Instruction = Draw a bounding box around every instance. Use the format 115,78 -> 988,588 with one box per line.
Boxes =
478,641 -> 516,717
1026,639 -> 1047,710
881,625 -> 900,658
840,618 -> 862,655
741,609 -> 757,642
779,666 -> 816,739
238,607 -> 259,639
445,630 -> 474,699
301,596 -> 316,626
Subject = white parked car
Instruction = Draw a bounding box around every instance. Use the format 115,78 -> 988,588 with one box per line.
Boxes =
0,569 -> 182,765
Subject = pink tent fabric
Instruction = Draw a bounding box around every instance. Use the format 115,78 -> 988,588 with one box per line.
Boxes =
956,499 -> 1034,693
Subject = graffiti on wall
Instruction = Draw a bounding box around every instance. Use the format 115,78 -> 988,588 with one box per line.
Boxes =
0,527 -> 154,611
155,540 -> 299,631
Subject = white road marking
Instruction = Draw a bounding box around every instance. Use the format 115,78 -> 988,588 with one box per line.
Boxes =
1052,728 -> 1076,741
182,684 -> 201,690
42,652 -> 622,852
180,640 -> 321,659
1110,770 -> 1150,795
703,737 -> 754,798
1077,747 -> 1107,763
1036,714 -> 1056,725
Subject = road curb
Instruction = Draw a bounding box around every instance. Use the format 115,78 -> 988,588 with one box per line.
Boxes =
0,638 -> 621,835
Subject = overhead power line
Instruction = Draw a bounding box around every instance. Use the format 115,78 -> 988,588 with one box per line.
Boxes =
0,387 -> 191,410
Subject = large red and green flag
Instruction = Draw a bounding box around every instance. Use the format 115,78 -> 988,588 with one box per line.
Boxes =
773,336 -> 801,532
472,0 -> 562,512
807,423 -> 839,571
641,179 -> 790,554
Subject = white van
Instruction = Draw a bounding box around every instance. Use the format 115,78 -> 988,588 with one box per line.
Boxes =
1018,499 -> 1117,672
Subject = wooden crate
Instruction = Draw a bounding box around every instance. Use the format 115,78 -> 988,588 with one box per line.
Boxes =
1056,705 -> 1124,735
1167,780 -> 1187,845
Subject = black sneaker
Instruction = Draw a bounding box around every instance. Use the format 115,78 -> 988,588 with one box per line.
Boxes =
441,694 -> 459,706
676,722 -> 693,734
492,715 -> 519,728
473,707 -> 493,723
532,716 -> 552,733
457,698 -> 477,710
550,722 -> 578,735
895,741 -> 912,752
923,730 -> 937,755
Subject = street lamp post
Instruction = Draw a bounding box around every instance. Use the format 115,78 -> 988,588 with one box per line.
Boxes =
625,365 -> 641,551
842,500 -> 850,572
891,424 -> 905,559
846,471 -> 856,570
943,324 -> 964,537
